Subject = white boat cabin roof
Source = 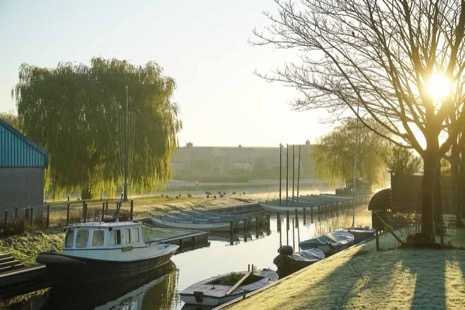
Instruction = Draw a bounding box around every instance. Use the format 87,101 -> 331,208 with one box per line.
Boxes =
65,221 -> 141,230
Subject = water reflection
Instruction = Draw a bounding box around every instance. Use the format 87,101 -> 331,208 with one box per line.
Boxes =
41,263 -> 179,310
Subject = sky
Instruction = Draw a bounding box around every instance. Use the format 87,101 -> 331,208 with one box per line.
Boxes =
0,0 -> 332,147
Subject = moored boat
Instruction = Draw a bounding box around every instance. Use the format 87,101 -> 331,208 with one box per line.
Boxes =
36,221 -> 179,285
347,226 -> 375,244
273,245 -> 325,278
299,229 -> 354,255
150,214 -> 238,232
180,268 -> 278,307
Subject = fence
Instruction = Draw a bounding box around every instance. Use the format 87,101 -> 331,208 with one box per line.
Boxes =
373,211 -> 465,250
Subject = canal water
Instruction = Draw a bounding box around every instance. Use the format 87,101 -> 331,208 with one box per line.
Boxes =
3,204 -> 372,310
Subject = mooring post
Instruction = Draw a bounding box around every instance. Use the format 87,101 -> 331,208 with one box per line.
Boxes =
255,216 -> 259,238
292,218 -> 295,250
266,214 -> 271,234
375,229 -> 380,251
286,211 -> 289,245
243,218 -> 248,233
317,205 -> 320,221
101,203 -> 105,222
46,205 -> 50,228
105,200 -> 109,213
130,200 -> 134,221
295,209 -> 299,228
66,203 -> 70,225
83,203 -> 88,223
277,213 -> 281,232
303,208 -> 306,225
230,221 -> 234,245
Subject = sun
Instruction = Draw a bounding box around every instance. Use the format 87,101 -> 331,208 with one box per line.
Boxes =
427,72 -> 451,101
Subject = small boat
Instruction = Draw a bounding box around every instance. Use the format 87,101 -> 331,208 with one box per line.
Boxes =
150,215 -> 238,232
180,268 -> 278,307
36,221 -> 179,285
347,226 -> 375,244
299,229 -> 354,255
273,245 -> 325,278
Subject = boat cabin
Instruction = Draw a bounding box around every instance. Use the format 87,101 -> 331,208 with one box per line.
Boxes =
63,222 -> 143,250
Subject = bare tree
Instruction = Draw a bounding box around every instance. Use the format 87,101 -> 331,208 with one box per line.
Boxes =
255,0 -> 465,244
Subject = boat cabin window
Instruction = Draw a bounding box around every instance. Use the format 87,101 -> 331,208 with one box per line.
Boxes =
121,228 -> 130,244
131,228 -> 139,243
92,230 -> 105,247
110,229 -> 121,245
76,230 -> 89,248
64,229 -> 74,248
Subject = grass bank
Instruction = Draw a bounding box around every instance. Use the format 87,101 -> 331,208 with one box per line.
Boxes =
224,234 -> 465,309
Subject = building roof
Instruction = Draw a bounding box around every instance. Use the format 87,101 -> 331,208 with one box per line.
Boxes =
0,118 -> 48,168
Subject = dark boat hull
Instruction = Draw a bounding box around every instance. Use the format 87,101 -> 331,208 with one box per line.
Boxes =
38,251 -> 176,285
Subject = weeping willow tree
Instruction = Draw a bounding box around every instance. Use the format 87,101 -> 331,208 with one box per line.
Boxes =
313,118 -> 390,188
14,58 -> 181,199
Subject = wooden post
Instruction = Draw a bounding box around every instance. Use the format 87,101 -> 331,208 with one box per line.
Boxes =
303,208 -> 306,225
292,218 -> 295,250
375,229 -> 380,251
115,202 -> 120,222
311,206 -> 314,223
295,209 -> 299,228
266,214 -> 271,235
255,216 -> 259,238
83,203 -> 88,223
66,203 -> 70,225
46,205 -> 50,228
101,203 -> 105,222
130,200 -> 134,221
286,210 -> 289,231
243,218 -> 248,233
230,221 -> 234,245
105,200 -> 109,213
277,213 -> 281,232
286,211 -> 289,245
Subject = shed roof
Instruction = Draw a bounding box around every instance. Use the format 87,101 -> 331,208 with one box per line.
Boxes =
0,118 -> 48,168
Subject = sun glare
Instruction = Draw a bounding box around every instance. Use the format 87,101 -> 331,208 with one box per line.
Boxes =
427,73 -> 451,101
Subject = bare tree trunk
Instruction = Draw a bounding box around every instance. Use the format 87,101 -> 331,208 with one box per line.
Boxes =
421,151 -> 439,245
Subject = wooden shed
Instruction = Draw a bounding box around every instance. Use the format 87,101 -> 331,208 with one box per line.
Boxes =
0,118 -> 48,221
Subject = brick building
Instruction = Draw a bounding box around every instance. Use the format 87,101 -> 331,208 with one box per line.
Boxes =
0,119 -> 48,221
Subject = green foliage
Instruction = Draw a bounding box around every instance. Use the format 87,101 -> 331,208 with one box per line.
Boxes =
0,112 -> 21,130
384,146 -> 422,175
14,58 -> 181,198
0,219 -> 32,237
312,118 -> 390,187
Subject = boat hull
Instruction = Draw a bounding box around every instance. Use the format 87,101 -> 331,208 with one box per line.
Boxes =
37,248 -> 177,285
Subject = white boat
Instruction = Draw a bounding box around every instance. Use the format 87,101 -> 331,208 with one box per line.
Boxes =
36,221 -> 179,284
150,215 -> 238,232
180,268 -> 278,307
348,226 -> 375,243
299,229 -> 354,255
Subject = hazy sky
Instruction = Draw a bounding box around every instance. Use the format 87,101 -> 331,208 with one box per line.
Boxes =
0,0 -> 332,147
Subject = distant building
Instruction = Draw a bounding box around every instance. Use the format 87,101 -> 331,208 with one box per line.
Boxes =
172,143 -> 316,182
0,119 -> 48,221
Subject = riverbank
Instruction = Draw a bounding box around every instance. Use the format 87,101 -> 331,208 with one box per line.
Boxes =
223,234 -> 465,309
